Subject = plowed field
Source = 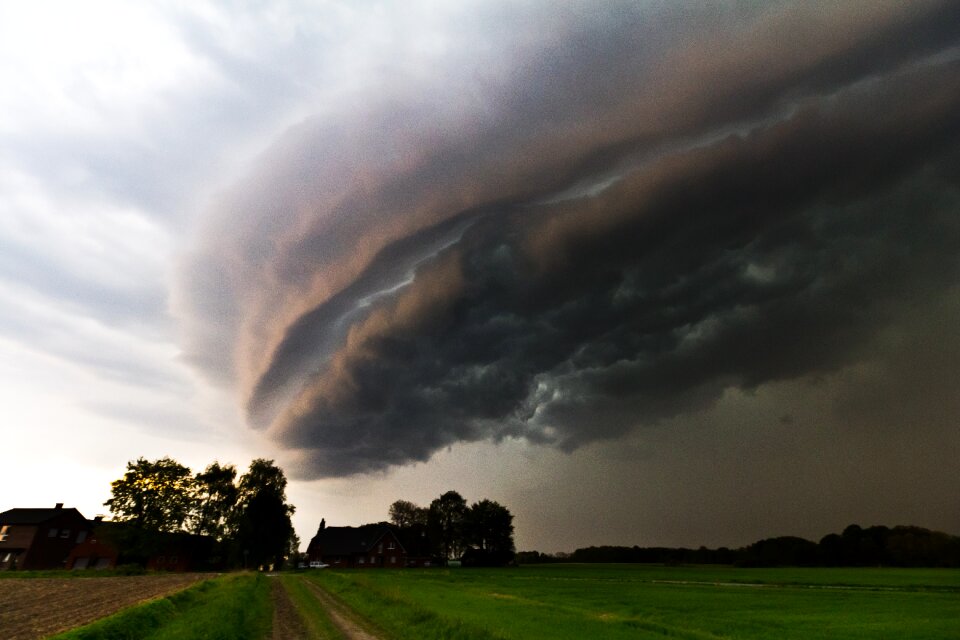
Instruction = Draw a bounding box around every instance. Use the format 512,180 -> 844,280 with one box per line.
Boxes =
0,574 -> 207,640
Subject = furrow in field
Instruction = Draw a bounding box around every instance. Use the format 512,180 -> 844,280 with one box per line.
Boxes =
0,574 -> 207,640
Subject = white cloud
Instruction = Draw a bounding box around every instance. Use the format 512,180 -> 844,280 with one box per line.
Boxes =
0,1 -> 219,137
0,166 -> 172,305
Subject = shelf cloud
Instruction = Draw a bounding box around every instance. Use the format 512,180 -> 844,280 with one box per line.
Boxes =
174,0 -> 960,478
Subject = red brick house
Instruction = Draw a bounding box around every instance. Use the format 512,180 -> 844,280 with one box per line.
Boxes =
0,504 -> 91,570
66,518 -> 118,570
143,533 -> 216,572
67,522 -> 217,572
306,521 -> 433,568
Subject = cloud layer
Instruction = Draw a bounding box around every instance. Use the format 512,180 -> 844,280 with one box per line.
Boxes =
175,1 -> 960,477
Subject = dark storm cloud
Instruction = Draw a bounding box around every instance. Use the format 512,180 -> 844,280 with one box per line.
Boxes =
175,1 -> 960,477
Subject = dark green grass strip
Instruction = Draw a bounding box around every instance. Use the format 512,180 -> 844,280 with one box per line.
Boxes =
280,575 -> 344,639
305,571 -> 503,640
0,567 -> 151,579
49,573 -> 272,640
327,566 -> 960,640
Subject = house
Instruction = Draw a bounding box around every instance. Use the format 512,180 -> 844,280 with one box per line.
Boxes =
0,504 -> 91,570
65,518 -> 118,570
67,521 -> 217,572
143,532 -> 216,572
306,520 -> 433,568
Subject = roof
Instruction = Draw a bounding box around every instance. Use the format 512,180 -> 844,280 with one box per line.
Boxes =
394,527 -> 432,557
0,507 -> 85,525
309,524 -> 401,555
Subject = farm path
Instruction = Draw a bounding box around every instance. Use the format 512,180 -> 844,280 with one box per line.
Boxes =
0,574 -> 206,640
271,577 -> 310,640
302,577 -> 386,640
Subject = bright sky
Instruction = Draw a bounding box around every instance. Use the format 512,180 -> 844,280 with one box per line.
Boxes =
2,1 -> 959,553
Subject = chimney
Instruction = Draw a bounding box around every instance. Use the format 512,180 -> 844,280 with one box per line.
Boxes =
55,503 -> 63,510
94,515 -> 104,523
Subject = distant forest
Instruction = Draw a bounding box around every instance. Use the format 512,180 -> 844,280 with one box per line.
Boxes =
519,525 -> 960,567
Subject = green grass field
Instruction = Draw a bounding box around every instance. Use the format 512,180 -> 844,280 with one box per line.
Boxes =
304,564 -> 960,639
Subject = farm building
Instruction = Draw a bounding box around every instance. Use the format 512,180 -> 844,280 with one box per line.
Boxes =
65,518 -> 119,570
0,503 -> 217,572
306,521 -> 434,568
0,503 -> 91,570
67,521 -> 218,571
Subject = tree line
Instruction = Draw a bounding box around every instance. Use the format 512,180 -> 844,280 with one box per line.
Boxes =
518,524 -> 960,567
385,490 -> 515,566
103,457 -> 296,570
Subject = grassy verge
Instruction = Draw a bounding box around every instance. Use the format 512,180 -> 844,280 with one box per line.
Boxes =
280,575 -> 344,639
304,571 -> 501,640
50,573 -> 272,640
0,566 -> 151,579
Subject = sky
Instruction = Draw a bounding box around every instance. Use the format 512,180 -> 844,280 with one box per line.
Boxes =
1,0 -> 959,553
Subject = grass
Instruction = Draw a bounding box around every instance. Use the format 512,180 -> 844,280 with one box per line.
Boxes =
303,565 -> 960,639
0,566 -> 150,579
303,570 -> 501,640
50,573 -> 272,640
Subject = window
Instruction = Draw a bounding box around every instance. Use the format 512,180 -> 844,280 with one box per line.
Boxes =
76,531 -> 87,543
0,525 -> 8,541
358,557 -> 365,564
387,540 -> 395,550
2,552 -> 11,562
60,529 -> 71,539
170,556 -> 178,565
390,556 -> 397,564
378,543 -> 383,553
48,528 -> 58,537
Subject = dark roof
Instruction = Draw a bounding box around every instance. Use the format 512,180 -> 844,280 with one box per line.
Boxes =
395,528 -> 432,557
309,524 -> 399,555
0,507 -> 85,525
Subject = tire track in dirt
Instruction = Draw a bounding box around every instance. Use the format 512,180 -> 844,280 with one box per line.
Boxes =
271,577 -> 310,640
301,578 -> 385,640
0,574 -> 207,640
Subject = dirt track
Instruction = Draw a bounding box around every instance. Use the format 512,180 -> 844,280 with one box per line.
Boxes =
0,574 -> 206,640
300,579 -> 384,640
271,578 -> 309,640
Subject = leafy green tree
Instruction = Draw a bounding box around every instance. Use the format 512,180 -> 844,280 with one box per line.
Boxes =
389,499 -> 428,529
428,490 -> 468,560
233,459 -> 295,570
104,457 -> 196,532
191,462 -> 238,541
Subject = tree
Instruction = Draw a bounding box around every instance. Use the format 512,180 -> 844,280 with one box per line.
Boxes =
232,459 -> 296,570
191,462 -> 238,541
104,457 -> 196,532
428,490 -> 468,560
285,531 -> 302,570
389,500 -> 428,529
466,499 -> 515,555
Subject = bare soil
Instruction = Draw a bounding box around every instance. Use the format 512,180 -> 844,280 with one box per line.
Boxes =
0,574 -> 207,640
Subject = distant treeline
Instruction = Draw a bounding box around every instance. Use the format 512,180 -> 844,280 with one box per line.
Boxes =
518,524 -> 960,567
